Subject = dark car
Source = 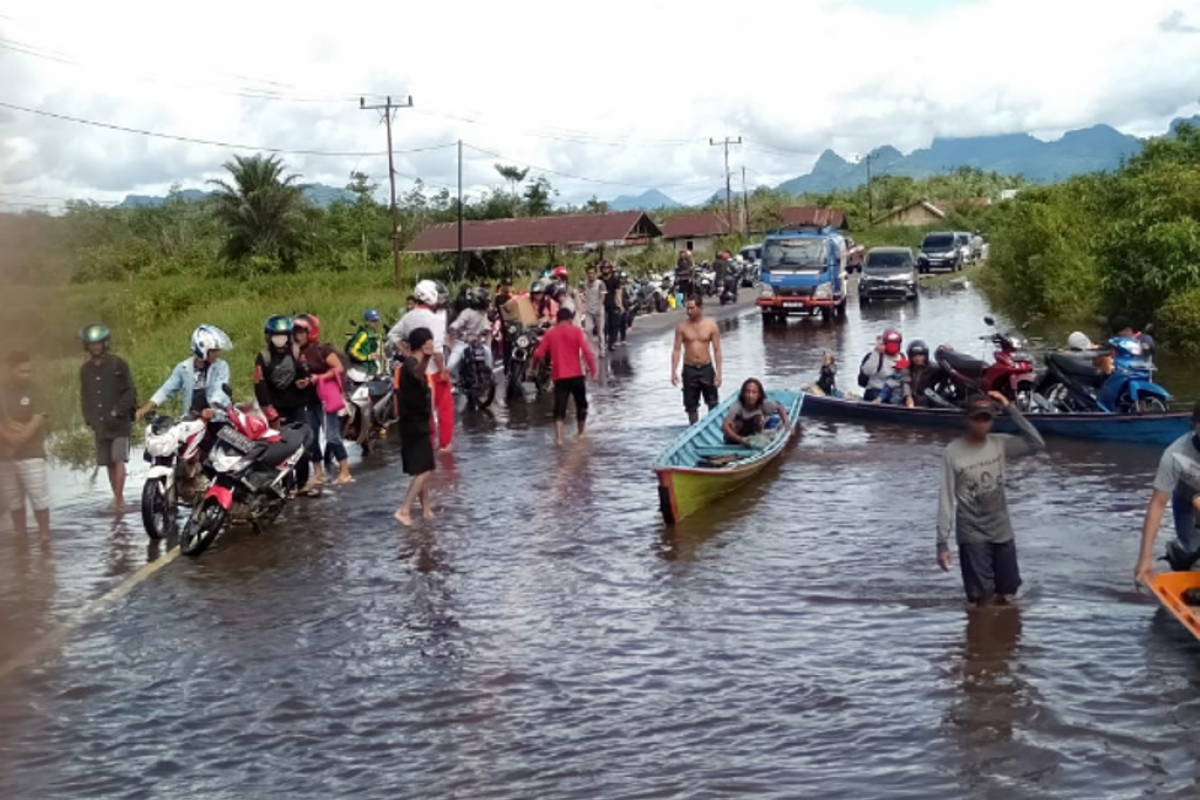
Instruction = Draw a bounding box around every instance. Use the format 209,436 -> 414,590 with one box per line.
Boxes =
859,247 -> 918,304
917,231 -> 963,274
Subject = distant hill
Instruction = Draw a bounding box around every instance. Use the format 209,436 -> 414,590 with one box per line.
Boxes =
119,183 -> 355,209
608,189 -> 681,211
774,116 -> 1200,195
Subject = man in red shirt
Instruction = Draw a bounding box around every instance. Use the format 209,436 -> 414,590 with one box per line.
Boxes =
532,307 -> 599,445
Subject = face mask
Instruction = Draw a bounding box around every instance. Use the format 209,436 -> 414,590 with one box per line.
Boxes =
271,335 -> 289,349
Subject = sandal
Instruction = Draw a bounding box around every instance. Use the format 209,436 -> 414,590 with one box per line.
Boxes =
301,485 -> 323,498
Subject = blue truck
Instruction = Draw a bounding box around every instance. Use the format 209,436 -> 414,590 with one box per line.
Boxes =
755,226 -> 849,323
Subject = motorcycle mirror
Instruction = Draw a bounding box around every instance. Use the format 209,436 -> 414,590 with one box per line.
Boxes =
983,315 -> 995,327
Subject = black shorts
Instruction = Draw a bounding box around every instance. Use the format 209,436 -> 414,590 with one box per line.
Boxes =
958,540 -> 1022,602
553,376 -> 588,421
399,419 -> 435,476
682,363 -> 718,413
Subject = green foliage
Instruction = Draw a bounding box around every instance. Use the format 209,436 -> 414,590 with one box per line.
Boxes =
981,122 -> 1200,349
208,154 -> 309,271
1156,287 -> 1200,356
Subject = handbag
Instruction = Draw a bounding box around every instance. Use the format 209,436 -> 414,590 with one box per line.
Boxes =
316,370 -> 346,414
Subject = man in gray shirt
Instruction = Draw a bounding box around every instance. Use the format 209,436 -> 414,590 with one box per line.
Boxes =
582,264 -> 607,357
937,392 -> 1045,605
1135,405 -> 1200,584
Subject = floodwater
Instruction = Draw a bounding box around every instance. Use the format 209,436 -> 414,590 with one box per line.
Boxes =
3,283 -> 1200,800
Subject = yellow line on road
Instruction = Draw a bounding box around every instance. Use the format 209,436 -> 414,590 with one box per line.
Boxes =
0,546 -> 180,681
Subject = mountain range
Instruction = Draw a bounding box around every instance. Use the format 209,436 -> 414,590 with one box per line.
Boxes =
609,115 -> 1200,210
119,183 -> 355,209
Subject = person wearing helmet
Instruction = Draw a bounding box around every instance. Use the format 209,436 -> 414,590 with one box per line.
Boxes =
898,339 -> 947,408
293,313 -> 352,488
390,279 -> 453,453
253,315 -> 314,493
78,324 -> 137,510
447,288 -> 495,381
137,324 -> 233,422
858,328 -> 904,403
347,309 -> 385,379
549,266 -> 580,318
675,249 -> 695,297
530,278 -> 556,324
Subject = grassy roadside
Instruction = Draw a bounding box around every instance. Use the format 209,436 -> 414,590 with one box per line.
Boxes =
917,260 -> 984,287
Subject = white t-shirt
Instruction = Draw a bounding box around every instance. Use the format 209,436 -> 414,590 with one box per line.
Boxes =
391,306 -> 447,375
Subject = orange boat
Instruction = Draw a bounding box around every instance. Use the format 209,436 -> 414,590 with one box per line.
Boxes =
1147,572 -> 1200,640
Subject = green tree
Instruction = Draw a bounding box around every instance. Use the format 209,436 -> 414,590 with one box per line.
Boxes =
495,164 -> 530,204
523,176 -> 555,217
207,154 -> 309,272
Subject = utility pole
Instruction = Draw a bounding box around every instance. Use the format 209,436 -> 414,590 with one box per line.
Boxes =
861,150 -> 881,224
457,139 -> 464,280
360,95 -> 414,290
710,136 -> 742,235
741,165 -> 750,236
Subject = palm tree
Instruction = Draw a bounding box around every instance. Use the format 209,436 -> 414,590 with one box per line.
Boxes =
495,164 -> 529,203
208,154 -> 309,271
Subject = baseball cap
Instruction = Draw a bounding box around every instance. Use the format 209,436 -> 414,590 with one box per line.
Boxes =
966,396 -> 998,419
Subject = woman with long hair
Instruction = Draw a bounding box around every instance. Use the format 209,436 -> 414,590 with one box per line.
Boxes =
723,377 -> 790,446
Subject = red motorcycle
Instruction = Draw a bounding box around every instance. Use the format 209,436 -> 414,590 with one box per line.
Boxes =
934,316 -> 1036,409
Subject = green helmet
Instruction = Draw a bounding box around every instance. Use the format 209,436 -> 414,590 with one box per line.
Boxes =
80,323 -> 111,345
264,315 -> 293,336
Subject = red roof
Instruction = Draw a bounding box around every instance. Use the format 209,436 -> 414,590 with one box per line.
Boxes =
659,211 -> 736,239
405,211 -> 661,253
778,206 -> 847,229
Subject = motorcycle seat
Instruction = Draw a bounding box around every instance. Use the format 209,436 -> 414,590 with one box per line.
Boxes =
937,349 -> 988,377
253,424 -> 308,466
1047,351 -> 1104,381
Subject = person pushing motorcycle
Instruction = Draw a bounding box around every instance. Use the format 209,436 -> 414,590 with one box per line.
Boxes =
137,325 -> 233,422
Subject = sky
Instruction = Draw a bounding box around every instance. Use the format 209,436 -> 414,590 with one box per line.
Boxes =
1,0 -> 1199,211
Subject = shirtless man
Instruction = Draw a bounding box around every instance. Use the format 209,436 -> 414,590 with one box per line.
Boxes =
670,294 -> 723,424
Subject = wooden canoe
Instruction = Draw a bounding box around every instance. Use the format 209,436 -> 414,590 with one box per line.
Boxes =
801,391 -> 1190,445
653,390 -> 802,524
1147,571 -> 1200,641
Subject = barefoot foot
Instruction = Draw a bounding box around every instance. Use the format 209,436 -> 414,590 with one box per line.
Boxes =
394,508 -> 413,526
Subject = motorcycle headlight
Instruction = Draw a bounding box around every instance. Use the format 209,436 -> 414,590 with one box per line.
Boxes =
814,282 -> 832,299
516,335 -> 530,348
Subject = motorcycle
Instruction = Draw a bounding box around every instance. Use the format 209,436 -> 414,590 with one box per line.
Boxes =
719,271 -> 739,306
457,334 -> 496,409
178,404 -> 308,557
343,366 -> 397,453
141,414 -> 209,540
696,267 -> 716,298
933,316 -> 1036,408
1034,335 -> 1170,414
505,322 -> 551,398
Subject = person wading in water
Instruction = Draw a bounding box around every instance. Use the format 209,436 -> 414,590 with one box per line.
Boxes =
670,295 -> 722,425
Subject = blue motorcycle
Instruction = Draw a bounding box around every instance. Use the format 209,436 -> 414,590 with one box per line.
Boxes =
1035,334 -> 1170,414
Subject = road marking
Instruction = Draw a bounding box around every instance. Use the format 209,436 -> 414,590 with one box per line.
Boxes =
0,546 -> 180,681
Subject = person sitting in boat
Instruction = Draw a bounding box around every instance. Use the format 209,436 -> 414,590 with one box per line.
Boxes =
859,328 -> 905,403
1065,331 -> 1115,375
899,340 -> 947,408
723,377 -> 791,447
812,351 -> 843,398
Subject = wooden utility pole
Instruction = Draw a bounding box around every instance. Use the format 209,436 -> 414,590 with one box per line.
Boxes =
360,95 -> 414,289
710,136 -> 742,234
862,150 -> 881,224
456,139 -> 464,280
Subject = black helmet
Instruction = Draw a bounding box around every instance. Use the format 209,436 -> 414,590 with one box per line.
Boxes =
468,288 -> 489,311
907,339 -> 929,359
531,278 -> 550,295
264,315 -> 293,336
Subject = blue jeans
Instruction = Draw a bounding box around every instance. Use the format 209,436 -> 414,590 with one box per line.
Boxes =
324,410 -> 348,463
605,309 -> 622,347
305,402 -> 324,464
1172,486 -> 1200,552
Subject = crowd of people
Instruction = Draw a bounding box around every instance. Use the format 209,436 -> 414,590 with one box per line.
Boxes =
4,283 -> 1198,611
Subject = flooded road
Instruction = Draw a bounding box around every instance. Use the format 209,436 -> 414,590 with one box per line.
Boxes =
3,285 -> 1200,799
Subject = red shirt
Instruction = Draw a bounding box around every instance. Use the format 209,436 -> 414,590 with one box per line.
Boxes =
532,323 -> 597,381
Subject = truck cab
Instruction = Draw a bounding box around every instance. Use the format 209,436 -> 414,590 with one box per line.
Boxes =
755,226 -> 849,323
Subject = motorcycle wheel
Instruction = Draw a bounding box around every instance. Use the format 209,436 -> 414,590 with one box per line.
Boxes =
141,478 -> 176,541
656,297 -> 667,313
180,498 -> 227,557
1131,395 -> 1170,415
506,363 -> 526,399
474,372 -> 496,409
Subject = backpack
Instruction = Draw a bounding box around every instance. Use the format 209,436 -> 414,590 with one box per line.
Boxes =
261,349 -> 297,393
857,352 -> 874,389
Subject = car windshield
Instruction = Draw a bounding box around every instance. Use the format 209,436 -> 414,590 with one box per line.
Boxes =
763,239 -> 826,269
922,234 -> 954,249
955,233 -> 970,245
865,251 -> 913,272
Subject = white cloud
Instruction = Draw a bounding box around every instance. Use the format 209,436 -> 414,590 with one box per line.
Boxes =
1,0 -> 1199,210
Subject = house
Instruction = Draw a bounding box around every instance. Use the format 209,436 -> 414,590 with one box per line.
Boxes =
405,210 -> 662,255
658,210 -> 736,255
872,198 -> 992,227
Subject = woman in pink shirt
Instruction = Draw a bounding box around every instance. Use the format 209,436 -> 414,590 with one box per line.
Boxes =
532,307 -> 598,445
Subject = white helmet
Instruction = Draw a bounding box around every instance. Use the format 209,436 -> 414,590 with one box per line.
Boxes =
1066,331 -> 1094,351
414,280 -> 439,307
191,324 -> 233,360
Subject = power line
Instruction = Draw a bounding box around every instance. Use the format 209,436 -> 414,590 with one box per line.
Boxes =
460,144 -> 714,190
412,106 -> 701,148
0,101 -> 455,157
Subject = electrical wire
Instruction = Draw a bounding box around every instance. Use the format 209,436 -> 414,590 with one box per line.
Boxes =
460,143 -> 716,191
0,101 -> 456,157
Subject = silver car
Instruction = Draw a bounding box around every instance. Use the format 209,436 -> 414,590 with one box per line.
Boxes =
859,247 -> 918,304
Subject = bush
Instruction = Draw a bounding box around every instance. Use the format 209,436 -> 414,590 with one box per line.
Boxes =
1156,287 -> 1200,356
